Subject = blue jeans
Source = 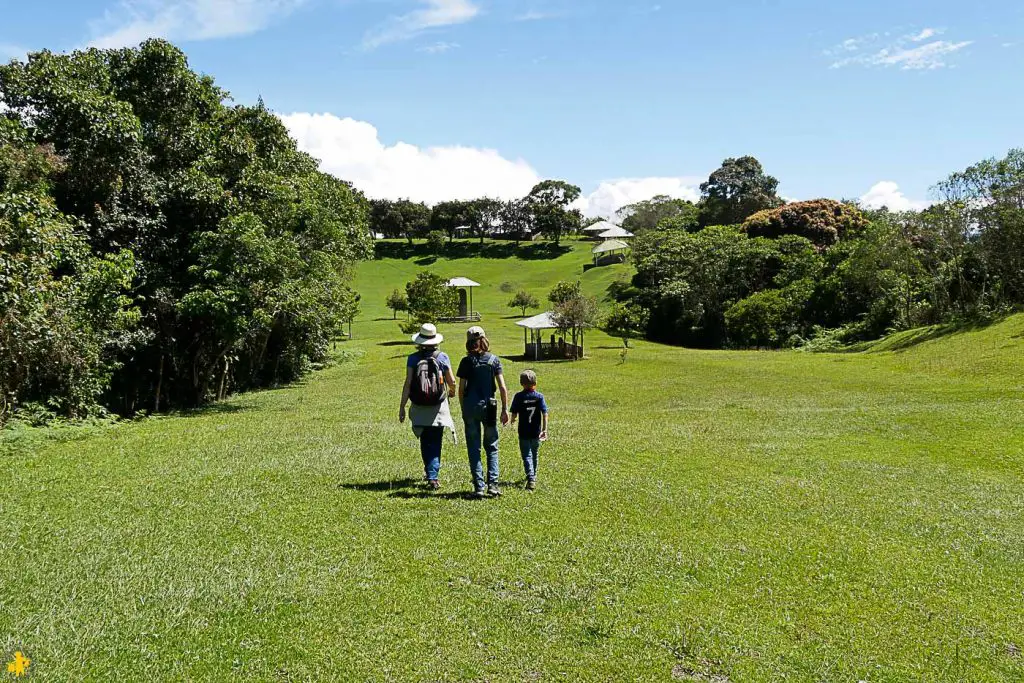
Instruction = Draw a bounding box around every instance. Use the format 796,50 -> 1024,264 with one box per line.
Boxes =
463,403 -> 499,490
419,426 -> 443,481
519,437 -> 540,480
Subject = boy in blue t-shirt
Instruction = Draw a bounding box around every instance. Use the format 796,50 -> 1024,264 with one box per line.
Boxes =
509,369 -> 549,491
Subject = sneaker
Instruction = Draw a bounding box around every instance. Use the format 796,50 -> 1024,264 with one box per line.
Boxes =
487,485 -> 502,497
525,479 -> 536,491
428,479 -> 440,491
472,488 -> 487,499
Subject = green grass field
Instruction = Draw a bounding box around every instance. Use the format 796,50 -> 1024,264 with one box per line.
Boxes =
2,240 -> 1023,681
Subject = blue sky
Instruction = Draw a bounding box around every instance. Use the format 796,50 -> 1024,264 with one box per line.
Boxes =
2,0 -> 1022,216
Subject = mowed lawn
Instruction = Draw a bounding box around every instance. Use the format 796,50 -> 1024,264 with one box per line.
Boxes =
2,240 -> 1023,681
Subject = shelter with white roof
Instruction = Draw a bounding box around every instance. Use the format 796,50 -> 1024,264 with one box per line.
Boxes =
583,219 -> 621,235
444,277 -> 482,322
592,239 -> 630,266
515,311 -> 584,360
597,225 -> 634,239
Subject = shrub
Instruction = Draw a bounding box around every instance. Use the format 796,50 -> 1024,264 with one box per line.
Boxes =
426,230 -> 447,254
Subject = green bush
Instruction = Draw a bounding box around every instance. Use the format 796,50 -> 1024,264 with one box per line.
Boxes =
725,287 -> 807,348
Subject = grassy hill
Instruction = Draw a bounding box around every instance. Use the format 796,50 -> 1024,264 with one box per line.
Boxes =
2,242 -> 1023,681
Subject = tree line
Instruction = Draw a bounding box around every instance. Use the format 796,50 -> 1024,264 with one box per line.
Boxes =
369,179 -> 584,247
613,154 -> 1024,349
1,41 -> 370,426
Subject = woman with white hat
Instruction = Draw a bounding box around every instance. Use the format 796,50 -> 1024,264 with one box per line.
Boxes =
399,323 -> 458,490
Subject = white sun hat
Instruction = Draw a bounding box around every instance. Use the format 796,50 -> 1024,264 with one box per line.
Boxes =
412,323 -> 444,346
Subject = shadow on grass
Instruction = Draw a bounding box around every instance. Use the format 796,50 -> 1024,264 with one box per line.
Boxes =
389,490 -> 486,501
860,315 -> 1010,353
505,354 -> 582,364
338,478 -> 420,492
378,341 -> 411,347
375,241 -> 572,262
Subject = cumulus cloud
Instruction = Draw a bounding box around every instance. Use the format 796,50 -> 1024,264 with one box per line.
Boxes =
574,177 -> 701,219
859,181 -> 929,211
362,0 -> 480,49
87,0 -> 308,49
280,112 -> 540,204
829,27 -> 973,70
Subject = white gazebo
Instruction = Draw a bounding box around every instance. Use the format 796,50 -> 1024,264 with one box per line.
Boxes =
515,311 -> 583,360
598,225 -> 635,239
592,239 -> 630,265
583,220 -> 621,235
445,277 -> 482,321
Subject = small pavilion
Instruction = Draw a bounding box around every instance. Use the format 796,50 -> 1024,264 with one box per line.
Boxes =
592,239 -> 630,266
445,277 -> 482,322
515,311 -> 583,360
583,220 -> 621,238
597,225 -> 634,239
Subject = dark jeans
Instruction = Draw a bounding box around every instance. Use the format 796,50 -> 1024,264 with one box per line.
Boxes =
419,426 -> 443,480
463,402 -> 499,490
519,437 -> 540,480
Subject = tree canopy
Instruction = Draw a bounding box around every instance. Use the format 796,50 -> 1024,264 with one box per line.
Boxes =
699,156 -> 782,227
0,40 -> 370,423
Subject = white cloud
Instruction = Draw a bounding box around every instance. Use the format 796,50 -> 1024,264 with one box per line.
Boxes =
830,28 -> 973,70
362,0 -> 480,49
280,112 -> 540,204
87,0 -> 307,49
418,41 -> 459,54
859,181 -> 929,211
574,177 -> 701,219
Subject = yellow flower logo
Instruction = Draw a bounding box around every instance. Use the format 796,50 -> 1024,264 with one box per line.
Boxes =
6,651 -> 30,678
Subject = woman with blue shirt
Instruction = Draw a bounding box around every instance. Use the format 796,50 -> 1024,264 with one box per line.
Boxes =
457,326 -> 509,498
399,323 -> 457,490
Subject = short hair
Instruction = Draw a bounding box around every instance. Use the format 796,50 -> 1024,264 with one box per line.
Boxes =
520,369 -> 537,386
466,336 -> 490,354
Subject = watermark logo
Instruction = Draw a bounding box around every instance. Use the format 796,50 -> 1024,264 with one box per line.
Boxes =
5,651 -> 30,679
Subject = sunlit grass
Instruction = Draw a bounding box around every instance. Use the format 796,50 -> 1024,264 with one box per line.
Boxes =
1,241 -> 1023,681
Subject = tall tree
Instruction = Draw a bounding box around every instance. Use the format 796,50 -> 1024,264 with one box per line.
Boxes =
500,198 -> 532,245
430,199 -> 473,243
470,197 -> 502,244
527,180 -> 582,245
699,156 -> 782,227
617,195 -> 700,234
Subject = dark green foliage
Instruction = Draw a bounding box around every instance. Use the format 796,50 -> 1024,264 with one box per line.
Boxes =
528,180 -> 582,245
744,199 -> 869,248
699,156 -> 783,227
0,41 -> 370,421
617,195 -> 699,234
426,230 -> 446,254
725,286 -> 808,348
370,198 -> 431,243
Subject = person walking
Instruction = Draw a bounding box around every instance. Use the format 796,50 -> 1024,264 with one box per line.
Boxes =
457,326 -> 509,498
399,323 -> 457,490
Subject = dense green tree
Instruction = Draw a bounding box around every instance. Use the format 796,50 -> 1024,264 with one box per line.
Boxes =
429,199 -> 473,243
426,229 -> 446,254
499,198 -> 532,245
527,180 -> 582,245
402,272 -> 458,334
508,290 -> 540,316
617,195 -> 699,234
699,156 -> 782,227
548,280 -> 582,305
370,199 -> 431,244
470,197 -> 502,244
0,40 -> 370,417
